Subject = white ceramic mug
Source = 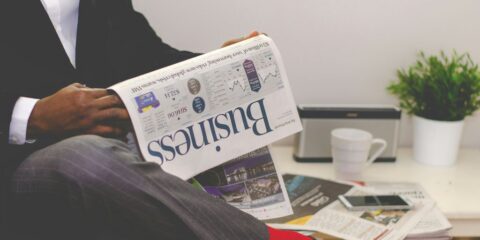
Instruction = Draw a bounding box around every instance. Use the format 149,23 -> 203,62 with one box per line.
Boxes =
331,128 -> 387,181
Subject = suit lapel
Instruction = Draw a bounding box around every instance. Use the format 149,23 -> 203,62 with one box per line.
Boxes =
3,0 -> 111,87
76,0 -> 109,87
5,0 -> 76,84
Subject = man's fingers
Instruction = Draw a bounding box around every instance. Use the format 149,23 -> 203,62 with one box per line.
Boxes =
69,83 -> 109,98
113,119 -> 133,131
70,83 -> 85,88
221,31 -> 261,48
93,95 -> 124,109
87,125 -> 125,137
93,108 -> 130,122
82,88 -> 110,98
221,38 -> 242,48
246,31 -> 260,39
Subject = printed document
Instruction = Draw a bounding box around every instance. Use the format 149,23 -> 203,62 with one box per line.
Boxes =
192,147 -> 293,220
267,175 -> 434,240
110,35 -> 302,180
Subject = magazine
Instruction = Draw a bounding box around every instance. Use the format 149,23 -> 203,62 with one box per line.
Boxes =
192,147 -> 293,220
267,174 -> 355,225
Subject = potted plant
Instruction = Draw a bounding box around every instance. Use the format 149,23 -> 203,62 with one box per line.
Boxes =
388,51 -> 480,166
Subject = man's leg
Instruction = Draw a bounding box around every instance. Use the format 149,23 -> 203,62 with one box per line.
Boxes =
8,135 -> 269,240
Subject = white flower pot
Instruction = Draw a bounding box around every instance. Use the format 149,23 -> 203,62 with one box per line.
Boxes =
413,115 -> 464,166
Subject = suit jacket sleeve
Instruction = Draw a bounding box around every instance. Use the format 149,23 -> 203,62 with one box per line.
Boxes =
131,11 -> 202,65
0,0 -> 204,145
119,0 -> 202,72
0,95 -> 18,145
0,44 -> 30,145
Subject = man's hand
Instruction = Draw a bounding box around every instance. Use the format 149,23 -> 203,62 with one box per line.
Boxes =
28,83 -> 130,139
221,31 -> 261,48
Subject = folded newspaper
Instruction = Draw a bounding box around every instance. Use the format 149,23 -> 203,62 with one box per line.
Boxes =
110,35 -> 302,180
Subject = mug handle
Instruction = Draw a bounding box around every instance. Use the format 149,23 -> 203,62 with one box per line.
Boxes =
365,138 -> 387,167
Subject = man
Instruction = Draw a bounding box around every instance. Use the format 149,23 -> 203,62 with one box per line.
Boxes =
0,1 -> 310,239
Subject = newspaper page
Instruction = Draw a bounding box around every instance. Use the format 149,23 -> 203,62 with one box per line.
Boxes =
306,188 -> 433,240
191,147 -> 293,220
365,182 -> 452,238
268,175 -> 434,240
109,35 -> 302,180
266,174 -> 355,225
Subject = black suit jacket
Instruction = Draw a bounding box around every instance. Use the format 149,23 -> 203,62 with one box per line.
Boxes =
0,0 -> 199,234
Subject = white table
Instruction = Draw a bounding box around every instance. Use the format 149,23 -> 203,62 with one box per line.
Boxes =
270,146 -> 480,237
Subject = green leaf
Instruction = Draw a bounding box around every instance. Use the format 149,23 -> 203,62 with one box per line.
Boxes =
387,50 -> 480,121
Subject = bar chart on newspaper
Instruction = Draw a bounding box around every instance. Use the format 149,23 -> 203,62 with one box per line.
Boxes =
110,35 -> 302,180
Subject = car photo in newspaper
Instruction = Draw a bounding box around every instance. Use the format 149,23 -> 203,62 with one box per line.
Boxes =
191,147 -> 293,220
110,35 -> 302,180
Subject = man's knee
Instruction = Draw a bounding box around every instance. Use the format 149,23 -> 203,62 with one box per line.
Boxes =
8,135 -> 129,239
15,135 -> 138,185
42,134 -> 129,158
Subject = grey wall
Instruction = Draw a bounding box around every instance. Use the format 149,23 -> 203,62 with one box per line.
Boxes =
132,0 -> 480,147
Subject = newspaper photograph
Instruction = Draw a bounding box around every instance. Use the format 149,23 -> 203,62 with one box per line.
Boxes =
266,174 -> 354,225
109,35 -> 302,180
191,147 -> 293,220
268,175 -> 434,240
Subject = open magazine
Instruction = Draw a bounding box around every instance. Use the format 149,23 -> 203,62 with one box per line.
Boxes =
109,35 -> 302,180
266,175 -> 435,240
364,182 -> 452,239
191,147 -> 293,220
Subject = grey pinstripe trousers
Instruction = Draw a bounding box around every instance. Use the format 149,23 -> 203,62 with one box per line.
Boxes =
8,135 -> 268,240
